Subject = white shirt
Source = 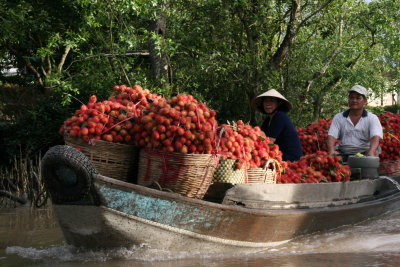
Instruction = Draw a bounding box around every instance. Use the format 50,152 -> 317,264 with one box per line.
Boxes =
328,110 -> 383,155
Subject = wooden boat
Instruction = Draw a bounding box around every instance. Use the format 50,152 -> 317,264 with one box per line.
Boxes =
41,145 -> 400,253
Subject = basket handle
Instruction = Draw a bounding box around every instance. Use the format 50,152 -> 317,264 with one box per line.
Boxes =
261,158 -> 283,183
215,127 -> 226,153
264,159 -> 283,174
261,159 -> 275,183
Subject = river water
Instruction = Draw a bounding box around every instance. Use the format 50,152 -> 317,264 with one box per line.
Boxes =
1,205 -> 400,267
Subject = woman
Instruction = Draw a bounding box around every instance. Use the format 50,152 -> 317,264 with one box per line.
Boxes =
251,89 -> 303,162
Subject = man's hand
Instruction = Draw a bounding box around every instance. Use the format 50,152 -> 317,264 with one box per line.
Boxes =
366,149 -> 378,157
367,150 -> 378,157
367,135 -> 381,157
327,135 -> 339,156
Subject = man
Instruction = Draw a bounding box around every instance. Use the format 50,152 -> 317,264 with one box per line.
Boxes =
327,85 -> 383,161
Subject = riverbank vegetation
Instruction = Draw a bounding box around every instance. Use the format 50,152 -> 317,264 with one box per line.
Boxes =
0,0 -> 399,205
0,154 -> 46,208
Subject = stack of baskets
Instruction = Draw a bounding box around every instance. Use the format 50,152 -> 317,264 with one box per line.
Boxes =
204,158 -> 279,202
136,148 -> 219,199
212,158 -> 279,185
64,136 -> 139,182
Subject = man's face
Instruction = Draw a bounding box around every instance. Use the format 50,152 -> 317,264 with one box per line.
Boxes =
348,92 -> 367,110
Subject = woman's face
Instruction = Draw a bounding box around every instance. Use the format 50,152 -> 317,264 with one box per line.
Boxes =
263,97 -> 280,114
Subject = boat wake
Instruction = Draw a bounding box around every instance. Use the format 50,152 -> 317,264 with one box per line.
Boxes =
5,245 -> 121,262
262,210 -> 400,255
5,244 -> 257,263
5,210 -> 400,262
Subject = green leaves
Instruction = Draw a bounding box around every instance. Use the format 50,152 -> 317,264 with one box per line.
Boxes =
1,0 -> 400,131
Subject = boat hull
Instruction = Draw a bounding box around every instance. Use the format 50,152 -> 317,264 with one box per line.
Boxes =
54,205 -> 286,253
52,175 -> 400,252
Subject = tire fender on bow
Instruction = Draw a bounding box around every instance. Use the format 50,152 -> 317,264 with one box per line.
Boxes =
41,145 -> 98,203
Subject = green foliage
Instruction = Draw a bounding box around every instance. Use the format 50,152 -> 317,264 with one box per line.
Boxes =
367,104 -> 400,116
366,106 -> 385,115
383,104 -> 400,114
0,95 -> 74,164
1,0 -> 400,162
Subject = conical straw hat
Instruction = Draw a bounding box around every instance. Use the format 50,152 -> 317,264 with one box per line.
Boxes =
251,89 -> 292,113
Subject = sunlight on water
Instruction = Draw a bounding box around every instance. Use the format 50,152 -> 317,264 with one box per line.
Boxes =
5,245 -> 151,262
5,244 -> 259,263
3,208 -> 400,266
6,211 -> 400,263
261,210 -> 400,255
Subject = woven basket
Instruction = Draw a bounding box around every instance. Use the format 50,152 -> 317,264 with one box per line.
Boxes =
212,158 -> 246,184
137,148 -> 219,199
247,159 -> 280,184
64,136 -> 139,182
379,159 -> 400,176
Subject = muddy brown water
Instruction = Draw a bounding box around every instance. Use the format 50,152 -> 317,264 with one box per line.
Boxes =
1,205 -> 400,267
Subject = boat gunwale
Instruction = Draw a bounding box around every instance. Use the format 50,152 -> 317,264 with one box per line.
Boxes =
95,174 -> 400,216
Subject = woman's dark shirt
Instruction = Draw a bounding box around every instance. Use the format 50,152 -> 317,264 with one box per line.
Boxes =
261,111 -> 303,162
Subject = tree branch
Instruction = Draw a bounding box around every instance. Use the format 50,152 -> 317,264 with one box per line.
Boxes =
47,54 -> 52,75
346,27 -> 376,69
305,46 -> 341,92
269,0 -> 335,70
24,58 -> 44,86
57,46 -> 71,73
0,190 -> 28,205
64,51 -> 150,72
299,0 -> 335,28
269,0 -> 302,70
311,28 -> 377,120
40,64 -> 47,77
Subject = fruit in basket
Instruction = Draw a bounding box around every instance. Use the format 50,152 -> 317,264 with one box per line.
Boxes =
128,94 -> 219,154
216,121 -> 286,170
60,84 -> 165,145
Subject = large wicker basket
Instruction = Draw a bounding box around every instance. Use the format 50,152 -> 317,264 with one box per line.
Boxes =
64,136 -> 139,182
379,159 -> 400,176
247,159 -> 280,184
137,148 -> 219,199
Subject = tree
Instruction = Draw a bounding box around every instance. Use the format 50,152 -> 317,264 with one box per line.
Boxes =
0,0 -> 85,91
1,0 -> 399,161
167,0 -> 337,124
283,0 -> 400,123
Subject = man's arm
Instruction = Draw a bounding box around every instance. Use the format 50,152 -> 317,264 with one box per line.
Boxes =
367,114 -> 383,156
327,135 -> 339,155
327,114 -> 341,155
366,135 -> 380,156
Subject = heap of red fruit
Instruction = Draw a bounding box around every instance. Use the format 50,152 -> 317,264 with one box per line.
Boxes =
64,85 -> 400,184
59,85 -> 162,144
216,121 -> 287,170
130,94 -> 218,154
279,151 -> 351,183
378,112 -> 400,161
60,85 -> 220,154
297,112 -> 400,163
297,118 -> 332,154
